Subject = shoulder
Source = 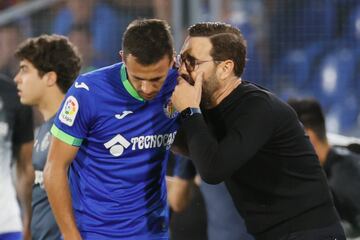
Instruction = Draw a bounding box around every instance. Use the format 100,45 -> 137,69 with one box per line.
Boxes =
234,82 -> 277,112
167,68 -> 178,79
234,82 -> 301,133
246,83 -> 297,117
165,68 -> 178,85
331,147 -> 355,160
71,63 -> 121,94
81,63 -> 121,81
328,147 -> 360,171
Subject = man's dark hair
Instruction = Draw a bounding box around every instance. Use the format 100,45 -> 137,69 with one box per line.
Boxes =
287,98 -> 327,142
122,19 -> 174,65
15,34 -> 81,93
188,22 -> 247,77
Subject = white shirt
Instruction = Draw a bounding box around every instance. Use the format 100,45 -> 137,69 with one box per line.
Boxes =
0,137 -> 22,233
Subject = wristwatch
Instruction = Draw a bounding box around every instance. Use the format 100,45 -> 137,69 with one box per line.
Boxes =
180,107 -> 202,120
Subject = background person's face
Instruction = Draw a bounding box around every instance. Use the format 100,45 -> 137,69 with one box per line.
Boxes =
124,54 -> 173,101
14,59 -> 47,106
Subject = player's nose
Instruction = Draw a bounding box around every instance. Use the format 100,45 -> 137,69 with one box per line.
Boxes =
141,82 -> 156,94
14,72 -> 21,85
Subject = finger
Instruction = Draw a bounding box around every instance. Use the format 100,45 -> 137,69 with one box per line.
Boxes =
178,74 -> 192,84
194,72 -> 203,92
177,76 -> 185,83
177,77 -> 191,87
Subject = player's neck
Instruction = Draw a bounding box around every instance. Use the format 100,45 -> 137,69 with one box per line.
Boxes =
37,88 -> 65,121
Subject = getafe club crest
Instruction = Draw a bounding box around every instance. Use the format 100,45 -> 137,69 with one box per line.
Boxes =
163,99 -> 178,119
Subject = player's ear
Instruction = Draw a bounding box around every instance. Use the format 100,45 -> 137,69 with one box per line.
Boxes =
45,71 -> 57,87
119,50 -> 124,62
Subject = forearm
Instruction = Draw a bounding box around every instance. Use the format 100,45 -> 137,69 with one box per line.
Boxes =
182,116 -> 226,183
44,163 -> 81,240
181,114 -> 261,184
167,176 -> 193,212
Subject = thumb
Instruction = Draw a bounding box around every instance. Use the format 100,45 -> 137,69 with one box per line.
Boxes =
177,77 -> 186,85
194,72 -> 203,93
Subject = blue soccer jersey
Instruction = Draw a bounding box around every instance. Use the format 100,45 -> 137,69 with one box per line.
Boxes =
51,63 -> 179,239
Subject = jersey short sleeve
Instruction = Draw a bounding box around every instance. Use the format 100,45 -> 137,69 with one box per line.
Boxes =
51,75 -> 95,147
173,156 -> 197,180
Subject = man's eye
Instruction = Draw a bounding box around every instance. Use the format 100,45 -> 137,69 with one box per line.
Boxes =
187,56 -> 196,63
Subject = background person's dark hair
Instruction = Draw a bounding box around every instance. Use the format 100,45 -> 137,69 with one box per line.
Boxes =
188,22 -> 247,77
287,98 -> 327,142
122,19 -> 174,65
15,34 -> 81,93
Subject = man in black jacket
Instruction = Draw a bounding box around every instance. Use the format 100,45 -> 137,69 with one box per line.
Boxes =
288,98 -> 360,238
171,22 -> 345,240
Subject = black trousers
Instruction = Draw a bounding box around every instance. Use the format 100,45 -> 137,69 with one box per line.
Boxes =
279,222 -> 346,240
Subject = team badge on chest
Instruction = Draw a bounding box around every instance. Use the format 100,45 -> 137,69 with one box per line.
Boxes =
163,99 -> 178,119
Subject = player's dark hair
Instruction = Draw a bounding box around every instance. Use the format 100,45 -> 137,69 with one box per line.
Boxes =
287,98 -> 327,142
188,22 -> 247,77
122,19 -> 174,65
15,34 -> 81,93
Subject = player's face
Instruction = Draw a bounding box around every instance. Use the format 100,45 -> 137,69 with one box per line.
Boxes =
125,54 -> 174,101
178,37 -> 222,107
14,59 -> 47,106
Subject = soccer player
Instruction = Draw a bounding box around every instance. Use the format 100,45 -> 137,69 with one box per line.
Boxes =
14,34 -> 81,240
44,19 -> 178,239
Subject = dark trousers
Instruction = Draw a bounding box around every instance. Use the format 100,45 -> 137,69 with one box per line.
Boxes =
279,222 -> 346,240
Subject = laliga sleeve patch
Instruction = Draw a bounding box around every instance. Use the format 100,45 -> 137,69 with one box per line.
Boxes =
59,96 -> 79,126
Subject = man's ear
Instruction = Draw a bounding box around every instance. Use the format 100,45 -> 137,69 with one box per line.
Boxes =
45,71 -> 57,87
219,60 -> 235,79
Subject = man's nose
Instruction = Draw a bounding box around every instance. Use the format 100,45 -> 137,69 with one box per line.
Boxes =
141,81 -> 155,94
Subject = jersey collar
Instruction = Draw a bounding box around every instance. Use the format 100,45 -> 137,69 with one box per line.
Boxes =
120,64 -> 145,102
